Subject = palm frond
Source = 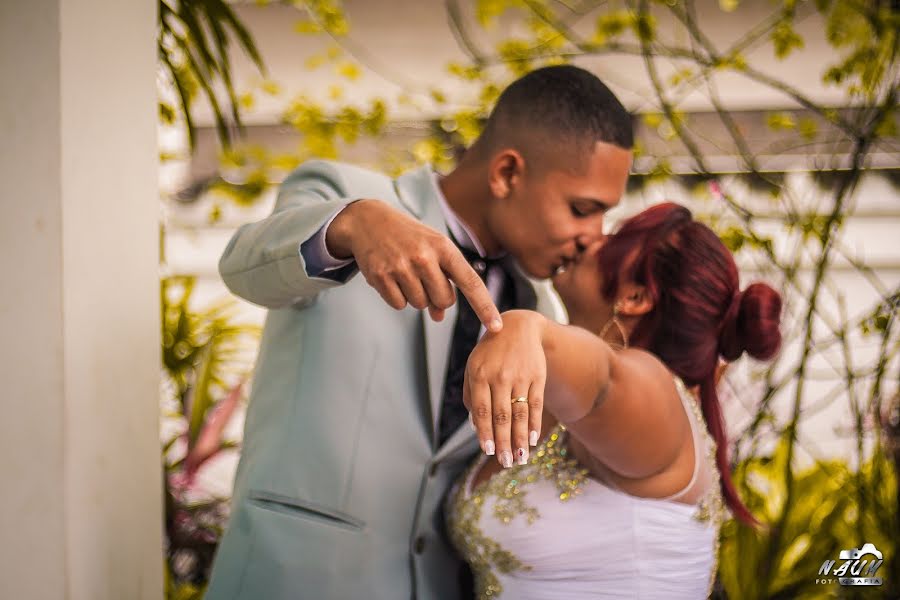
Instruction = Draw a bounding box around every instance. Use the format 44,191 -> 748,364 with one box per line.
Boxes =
158,0 -> 266,151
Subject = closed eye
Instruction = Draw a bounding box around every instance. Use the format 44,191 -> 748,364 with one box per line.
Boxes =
571,202 -> 607,218
571,205 -> 591,217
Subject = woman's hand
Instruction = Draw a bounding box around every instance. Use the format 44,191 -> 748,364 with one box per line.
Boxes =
463,310 -> 548,468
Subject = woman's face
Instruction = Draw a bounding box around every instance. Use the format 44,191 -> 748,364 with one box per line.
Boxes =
551,238 -> 615,331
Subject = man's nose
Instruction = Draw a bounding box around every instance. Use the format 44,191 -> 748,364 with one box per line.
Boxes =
575,232 -> 607,255
579,222 -> 606,245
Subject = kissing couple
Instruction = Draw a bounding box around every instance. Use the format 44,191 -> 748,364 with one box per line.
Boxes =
205,65 -> 781,600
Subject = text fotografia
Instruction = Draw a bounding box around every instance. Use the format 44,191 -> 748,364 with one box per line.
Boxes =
816,543 -> 884,587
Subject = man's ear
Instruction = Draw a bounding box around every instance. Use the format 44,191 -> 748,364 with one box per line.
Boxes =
488,149 -> 525,200
617,283 -> 653,317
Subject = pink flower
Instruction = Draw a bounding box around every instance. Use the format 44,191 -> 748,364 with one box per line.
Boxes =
184,380 -> 245,477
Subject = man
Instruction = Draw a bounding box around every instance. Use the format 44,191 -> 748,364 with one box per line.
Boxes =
205,65 -> 633,600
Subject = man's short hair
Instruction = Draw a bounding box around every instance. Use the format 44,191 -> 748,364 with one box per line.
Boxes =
474,65 -> 633,172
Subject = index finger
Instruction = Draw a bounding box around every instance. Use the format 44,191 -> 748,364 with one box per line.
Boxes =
441,248 -> 502,332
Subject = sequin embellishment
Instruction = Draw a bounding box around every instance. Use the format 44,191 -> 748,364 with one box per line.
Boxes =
447,427 -> 589,598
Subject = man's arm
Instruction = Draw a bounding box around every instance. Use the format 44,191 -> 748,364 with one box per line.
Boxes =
218,161 -> 362,308
219,160 -> 502,330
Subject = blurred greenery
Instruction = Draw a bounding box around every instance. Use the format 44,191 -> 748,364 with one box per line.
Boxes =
158,0 -> 266,150
718,426 -> 897,599
161,276 -> 260,594
159,0 -> 899,598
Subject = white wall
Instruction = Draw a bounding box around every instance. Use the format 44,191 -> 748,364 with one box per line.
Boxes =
0,2 -> 163,598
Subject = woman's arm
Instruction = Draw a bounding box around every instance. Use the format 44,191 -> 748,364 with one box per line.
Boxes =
466,310 -> 685,477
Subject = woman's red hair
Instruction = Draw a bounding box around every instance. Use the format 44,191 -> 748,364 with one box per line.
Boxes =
599,202 -> 782,528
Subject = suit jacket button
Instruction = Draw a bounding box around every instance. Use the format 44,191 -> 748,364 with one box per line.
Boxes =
414,536 -> 426,554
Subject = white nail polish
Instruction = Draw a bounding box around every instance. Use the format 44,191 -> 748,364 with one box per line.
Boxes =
484,440 -> 495,455
500,450 -> 513,468
529,430 -> 539,447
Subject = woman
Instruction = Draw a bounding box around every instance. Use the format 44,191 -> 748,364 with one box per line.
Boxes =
446,202 -> 782,599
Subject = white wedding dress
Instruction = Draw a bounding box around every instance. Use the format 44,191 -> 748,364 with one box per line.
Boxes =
446,377 -> 728,599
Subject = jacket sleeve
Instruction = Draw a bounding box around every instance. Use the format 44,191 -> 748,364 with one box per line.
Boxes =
218,160 -> 362,308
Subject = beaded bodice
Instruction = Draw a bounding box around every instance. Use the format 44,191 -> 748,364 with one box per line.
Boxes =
446,377 -> 727,599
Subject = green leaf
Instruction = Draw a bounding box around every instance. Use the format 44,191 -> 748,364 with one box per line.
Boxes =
239,92 -> 255,110
212,0 -> 266,71
498,39 -> 535,76
261,79 -> 281,95
646,159 -> 672,183
771,20 -> 805,59
210,171 -> 271,206
294,19 -> 322,34
447,61 -> 483,81
642,113 -> 664,128
205,6 -> 244,129
304,0 -> 350,36
173,32 -> 230,148
592,11 -> 632,45
798,117 -> 818,140
159,102 -> 177,125
476,0 -> 516,27
336,61 -> 362,80
158,27 -> 197,149
766,112 -> 796,131
631,11 -> 656,43
719,0 -> 739,11
668,68 -> 694,87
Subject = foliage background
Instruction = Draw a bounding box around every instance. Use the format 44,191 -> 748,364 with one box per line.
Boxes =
157,1 -> 899,598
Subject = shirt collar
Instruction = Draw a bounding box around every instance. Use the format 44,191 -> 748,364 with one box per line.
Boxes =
429,169 -> 504,259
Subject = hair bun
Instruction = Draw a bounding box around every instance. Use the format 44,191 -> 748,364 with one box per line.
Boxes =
718,283 -> 782,362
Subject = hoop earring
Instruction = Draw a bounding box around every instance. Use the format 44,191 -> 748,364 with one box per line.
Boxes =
599,303 -> 629,349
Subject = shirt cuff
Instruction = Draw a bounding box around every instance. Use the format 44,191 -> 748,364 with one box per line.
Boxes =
299,203 -> 356,277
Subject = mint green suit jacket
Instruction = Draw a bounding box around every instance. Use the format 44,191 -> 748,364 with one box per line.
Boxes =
205,160 -> 564,600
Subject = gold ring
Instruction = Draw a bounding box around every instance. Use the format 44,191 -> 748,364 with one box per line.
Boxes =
512,396 -> 528,404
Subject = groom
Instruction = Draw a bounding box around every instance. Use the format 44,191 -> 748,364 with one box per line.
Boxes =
205,65 -> 632,600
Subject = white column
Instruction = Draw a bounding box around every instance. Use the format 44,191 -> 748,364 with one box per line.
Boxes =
0,2 -> 163,599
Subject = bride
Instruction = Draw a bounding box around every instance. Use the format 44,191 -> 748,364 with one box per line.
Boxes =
446,202 -> 782,599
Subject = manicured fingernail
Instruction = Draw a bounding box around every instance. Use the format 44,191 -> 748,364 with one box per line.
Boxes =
489,318 -> 502,332
499,450 -> 513,468
484,440 -> 495,456
516,447 -> 529,465
529,430 -> 539,447
469,413 -> 476,431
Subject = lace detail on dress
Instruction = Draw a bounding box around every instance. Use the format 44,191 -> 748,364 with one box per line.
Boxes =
447,427 -> 590,598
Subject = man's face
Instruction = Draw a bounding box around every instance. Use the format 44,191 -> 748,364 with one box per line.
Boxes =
489,140 -> 632,279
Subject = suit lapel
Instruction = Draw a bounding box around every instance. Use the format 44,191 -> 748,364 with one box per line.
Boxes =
394,166 -> 457,446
